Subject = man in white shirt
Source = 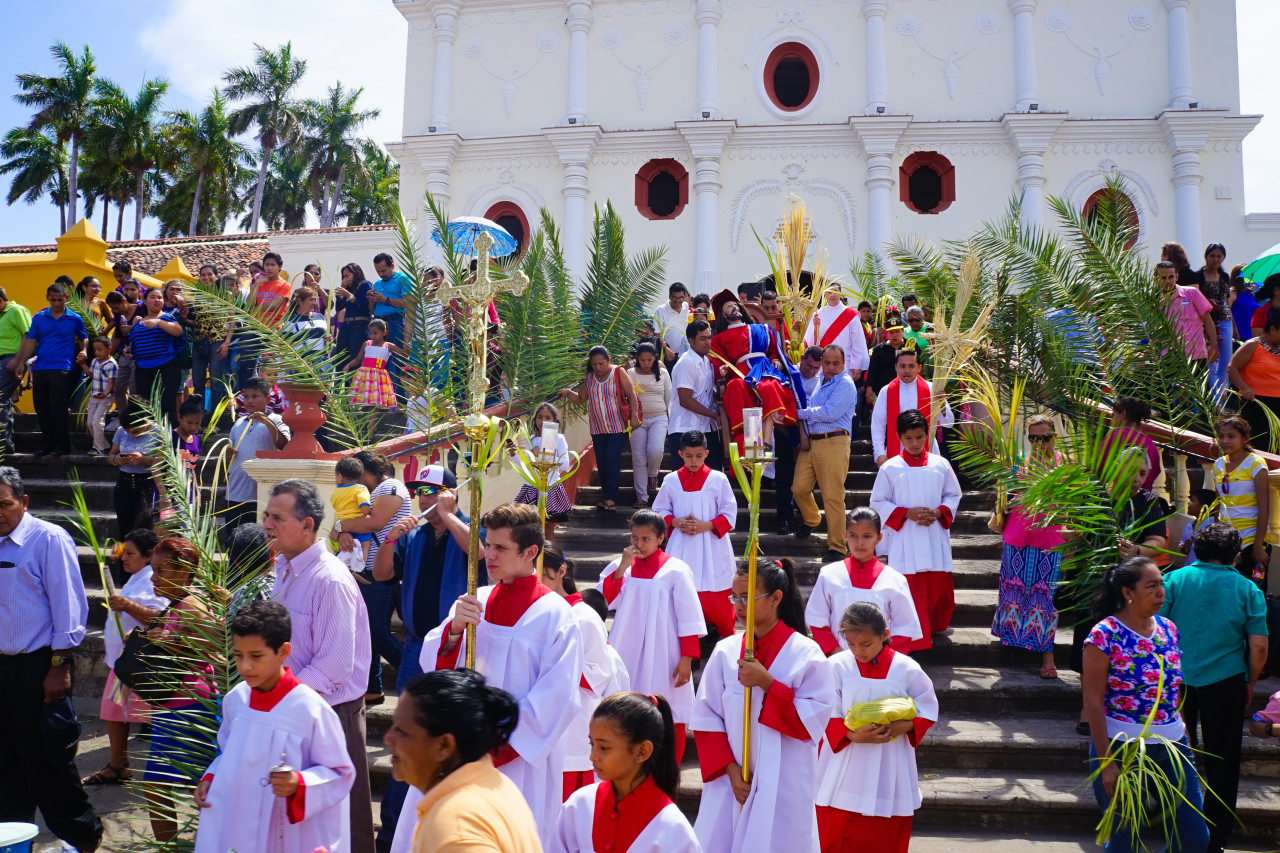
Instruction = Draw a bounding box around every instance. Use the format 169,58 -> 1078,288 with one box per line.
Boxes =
667,319 -> 722,470
654,282 -> 691,373
802,285 -> 870,378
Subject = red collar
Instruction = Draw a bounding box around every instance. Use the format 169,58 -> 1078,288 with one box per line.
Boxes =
676,466 -> 712,491
855,647 -> 897,679
900,450 -> 929,467
630,550 -> 671,580
485,574 -> 552,627
592,775 -> 673,853
565,592 -> 584,607
844,556 -> 886,589
740,620 -> 795,669
248,667 -> 302,712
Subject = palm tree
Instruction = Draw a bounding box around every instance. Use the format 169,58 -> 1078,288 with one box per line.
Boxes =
13,42 -> 96,228
88,78 -> 169,239
0,127 -> 69,232
342,139 -> 398,225
301,83 -> 380,228
167,89 -> 250,236
222,42 -> 307,233
239,148 -> 310,231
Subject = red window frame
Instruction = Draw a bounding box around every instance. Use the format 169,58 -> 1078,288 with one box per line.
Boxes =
764,42 -> 819,112
634,159 -> 689,221
483,202 -> 531,255
899,151 -> 957,215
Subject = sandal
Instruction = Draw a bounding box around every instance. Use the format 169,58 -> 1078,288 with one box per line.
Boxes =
633,499 -> 648,508
1075,721 -> 1091,736
602,501 -> 617,512
1039,664 -> 1059,679
82,763 -> 131,786
596,501 -> 609,512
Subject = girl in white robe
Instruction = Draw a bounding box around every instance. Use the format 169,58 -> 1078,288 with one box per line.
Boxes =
806,507 -> 922,655
551,692 -> 701,853
599,510 -> 706,763
652,431 -> 739,639
868,409 -> 963,650
814,601 -> 938,853
691,558 -> 837,853
195,602 -> 354,853
391,566 -> 584,852
541,546 -> 633,799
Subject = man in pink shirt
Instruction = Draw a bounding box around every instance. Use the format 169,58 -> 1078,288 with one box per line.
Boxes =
1158,260 -> 1217,365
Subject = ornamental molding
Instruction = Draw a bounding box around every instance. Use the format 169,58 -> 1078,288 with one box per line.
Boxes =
726,145 -> 858,161
1042,5 -> 1155,94
454,156 -> 559,173
1063,158 -> 1159,246
1245,213 -> 1280,233
728,164 -> 857,252
460,31 -> 560,117
591,150 -> 693,165
895,142 -> 1012,157
456,4 -> 565,26
459,174 -> 549,217
1049,141 -> 1166,155
892,8 -> 1004,100
596,22 -> 689,110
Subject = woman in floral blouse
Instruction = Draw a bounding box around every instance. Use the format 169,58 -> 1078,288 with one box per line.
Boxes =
1081,556 -> 1209,853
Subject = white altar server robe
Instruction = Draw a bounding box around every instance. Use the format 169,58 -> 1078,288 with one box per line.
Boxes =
652,467 -> 738,592
195,675 -> 354,853
691,625 -> 836,853
870,452 -> 963,575
550,779 -> 702,853
803,303 -> 870,372
564,594 -> 631,773
804,558 -> 923,654
815,648 -> 938,817
870,379 -> 954,462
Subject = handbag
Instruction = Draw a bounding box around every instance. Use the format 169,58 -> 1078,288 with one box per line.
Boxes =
614,367 -> 640,423
987,489 -> 1006,534
113,608 -> 172,705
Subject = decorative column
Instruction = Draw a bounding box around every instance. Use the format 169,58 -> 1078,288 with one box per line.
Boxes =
1163,0 -> 1193,109
677,120 -> 736,292
566,0 -> 592,125
861,1 -> 890,115
1008,0 -> 1039,111
849,116 -> 912,258
695,0 -> 722,119
387,135 -> 462,222
544,126 -> 603,290
429,0 -> 462,132
1159,110 -> 1225,254
1001,112 -> 1065,233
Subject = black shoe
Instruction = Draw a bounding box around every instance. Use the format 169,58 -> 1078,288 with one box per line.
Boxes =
776,520 -> 792,536
34,448 -> 53,457
823,549 -> 847,563
794,524 -> 812,540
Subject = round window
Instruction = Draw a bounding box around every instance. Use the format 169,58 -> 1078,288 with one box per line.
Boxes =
764,42 -> 819,112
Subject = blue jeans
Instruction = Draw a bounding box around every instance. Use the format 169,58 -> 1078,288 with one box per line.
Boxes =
1210,318 -> 1232,395
191,339 -> 230,414
378,637 -> 426,846
592,431 -> 628,503
360,578 -> 402,696
1088,736 -> 1209,853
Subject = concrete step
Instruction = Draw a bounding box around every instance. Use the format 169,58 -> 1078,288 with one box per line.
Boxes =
576,484 -> 997,514
562,504 -> 996,536
24,477 -> 225,512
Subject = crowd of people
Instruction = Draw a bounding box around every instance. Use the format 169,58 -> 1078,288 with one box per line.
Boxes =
2,239 -> 1279,853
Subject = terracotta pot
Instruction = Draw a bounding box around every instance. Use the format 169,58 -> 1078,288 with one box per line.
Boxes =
278,382 -> 327,456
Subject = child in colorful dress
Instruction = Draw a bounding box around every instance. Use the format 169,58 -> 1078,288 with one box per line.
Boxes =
551,692 -> 701,853
331,456 -> 374,573
814,601 -> 938,853
234,362 -> 286,416
691,559 -> 836,853
806,507 -> 922,656
513,402 -> 573,543
869,409 -> 963,650
598,510 -> 706,764
345,317 -> 407,409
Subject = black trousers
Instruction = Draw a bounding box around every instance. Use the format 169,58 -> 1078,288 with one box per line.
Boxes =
32,369 -> 72,452
115,470 -> 156,537
0,648 -> 102,849
0,353 -> 18,451
772,424 -> 797,526
1182,674 -> 1247,851
133,358 -> 180,425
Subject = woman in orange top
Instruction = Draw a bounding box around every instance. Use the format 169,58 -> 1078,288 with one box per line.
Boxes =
1228,306 -> 1280,453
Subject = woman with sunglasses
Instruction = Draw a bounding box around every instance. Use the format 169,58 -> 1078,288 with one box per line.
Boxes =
991,414 -> 1068,678
1212,415 -> 1270,590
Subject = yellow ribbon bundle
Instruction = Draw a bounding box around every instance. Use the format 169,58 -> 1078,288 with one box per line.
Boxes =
844,697 -> 918,731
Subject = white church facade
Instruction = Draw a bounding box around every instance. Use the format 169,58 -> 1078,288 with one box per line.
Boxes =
386,0 -> 1271,290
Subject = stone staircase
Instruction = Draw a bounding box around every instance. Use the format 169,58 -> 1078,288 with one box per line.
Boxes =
18,412 -> 1278,843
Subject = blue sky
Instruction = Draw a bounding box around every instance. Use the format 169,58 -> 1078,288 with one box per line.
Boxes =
0,0 -> 1277,251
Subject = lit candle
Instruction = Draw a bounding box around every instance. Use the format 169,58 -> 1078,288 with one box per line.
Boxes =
540,421 -> 560,461
743,407 -> 763,450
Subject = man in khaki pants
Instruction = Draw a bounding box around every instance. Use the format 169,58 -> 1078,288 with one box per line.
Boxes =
792,345 -> 858,563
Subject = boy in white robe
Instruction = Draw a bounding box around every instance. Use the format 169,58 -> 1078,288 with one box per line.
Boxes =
870,346 -> 953,466
598,509 -> 707,763
391,502 -> 584,852
869,409 -> 963,651
652,429 -> 739,642
194,601 -> 354,853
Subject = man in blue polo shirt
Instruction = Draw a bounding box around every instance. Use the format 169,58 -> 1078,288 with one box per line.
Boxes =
370,252 -> 413,400
7,282 -> 87,456
370,463 -> 480,847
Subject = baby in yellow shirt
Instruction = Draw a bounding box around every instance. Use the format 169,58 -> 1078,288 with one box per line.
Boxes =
332,457 -> 373,573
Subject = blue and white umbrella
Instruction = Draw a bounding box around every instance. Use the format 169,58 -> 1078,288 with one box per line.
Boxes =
430,216 -> 518,258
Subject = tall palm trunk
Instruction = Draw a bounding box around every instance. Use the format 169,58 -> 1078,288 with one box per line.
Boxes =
59,201 -> 66,234
250,141 -> 273,233
319,180 -> 332,229
327,162 -> 347,227
189,170 -> 206,237
115,196 -> 124,242
133,170 -> 145,240
67,131 -> 79,228
101,196 -> 108,236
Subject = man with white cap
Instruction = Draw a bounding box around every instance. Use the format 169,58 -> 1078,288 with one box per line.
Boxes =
371,463 -> 478,848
